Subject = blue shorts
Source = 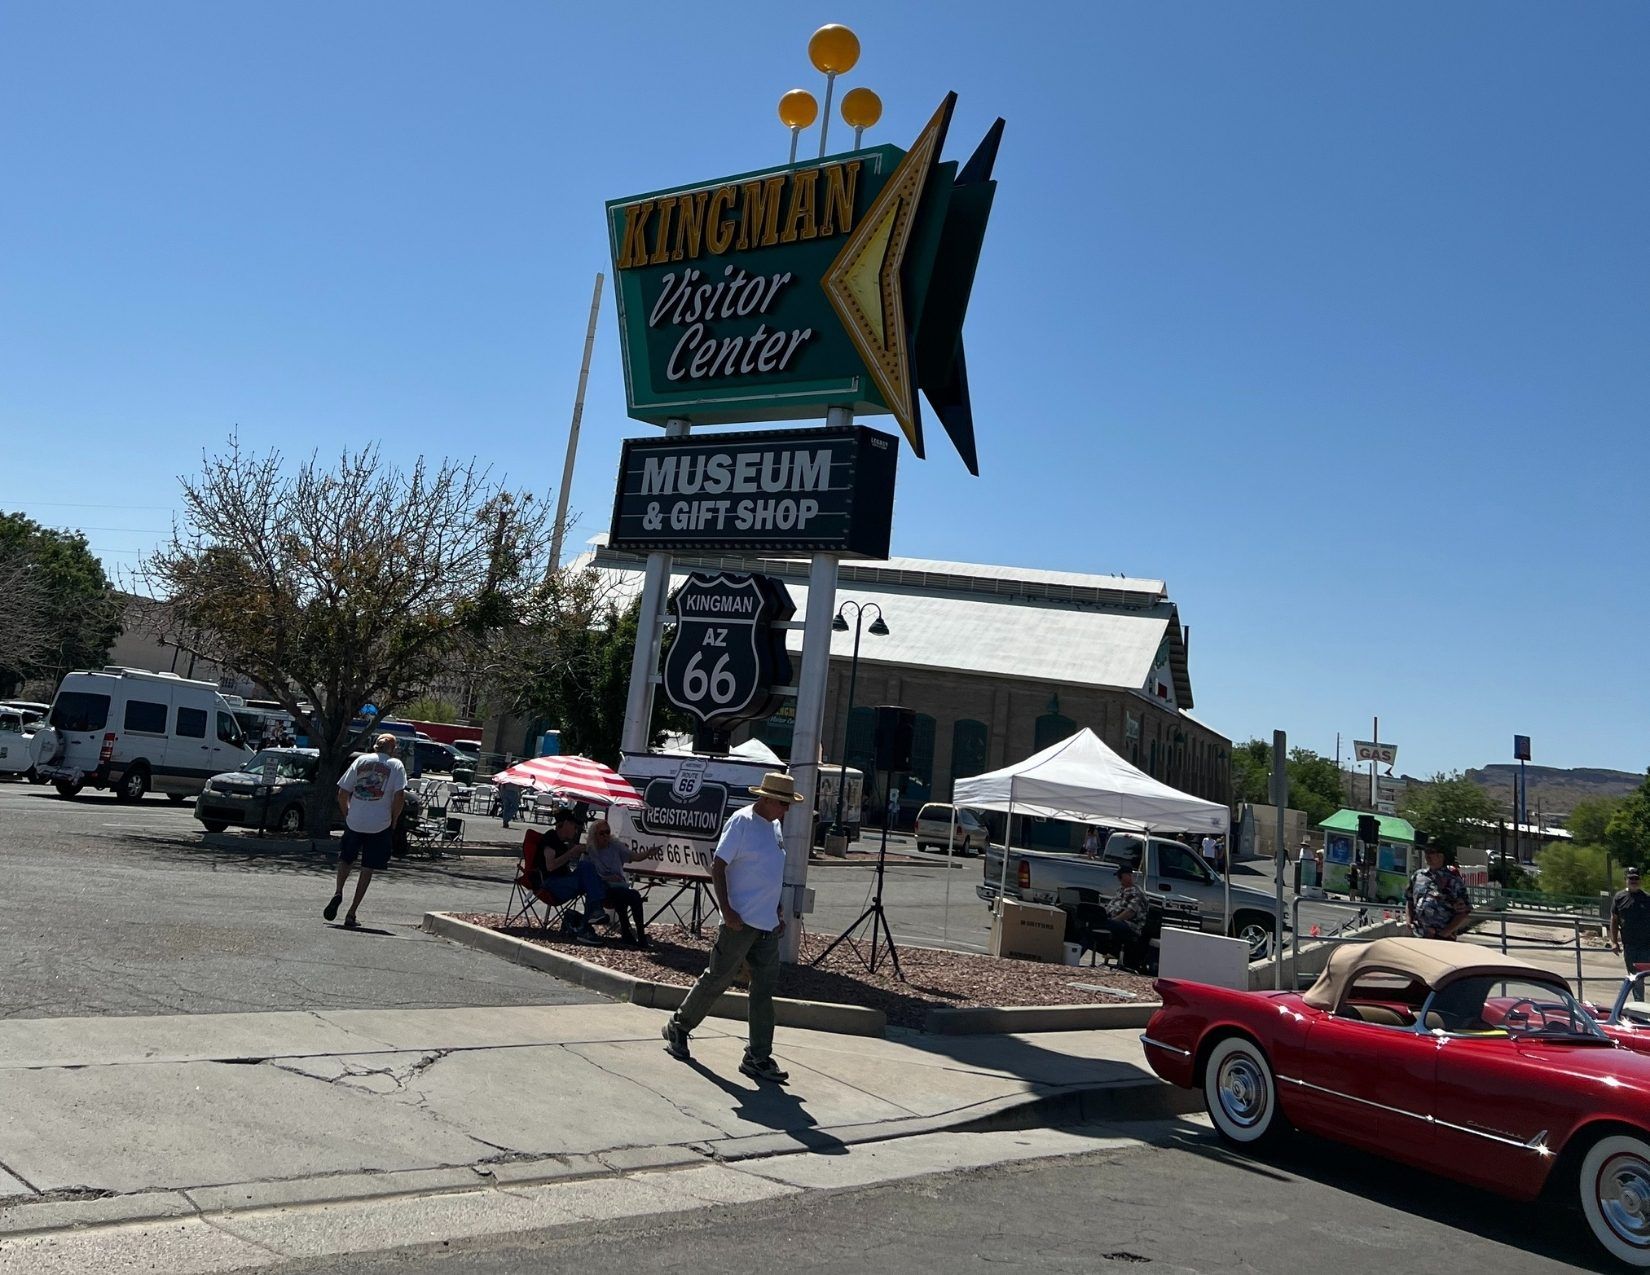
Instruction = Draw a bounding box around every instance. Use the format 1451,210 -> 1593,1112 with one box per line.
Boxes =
339,826 -> 393,871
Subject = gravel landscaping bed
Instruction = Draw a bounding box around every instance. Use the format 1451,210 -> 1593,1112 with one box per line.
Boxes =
452,914 -> 1157,1030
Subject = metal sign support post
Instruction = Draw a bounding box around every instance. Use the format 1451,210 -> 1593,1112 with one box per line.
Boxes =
780,552 -> 837,962
620,418 -> 689,754
779,396 -> 848,961
1273,729 -> 1287,990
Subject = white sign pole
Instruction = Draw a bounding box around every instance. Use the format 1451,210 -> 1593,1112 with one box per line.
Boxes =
781,552 -> 838,962
620,418 -> 689,754
778,405 -> 848,962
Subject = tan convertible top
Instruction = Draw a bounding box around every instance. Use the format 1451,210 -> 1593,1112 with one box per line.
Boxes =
1300,937 -> 1559,1010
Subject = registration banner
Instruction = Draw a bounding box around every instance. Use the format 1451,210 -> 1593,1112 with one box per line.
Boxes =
609,751 -> 779,882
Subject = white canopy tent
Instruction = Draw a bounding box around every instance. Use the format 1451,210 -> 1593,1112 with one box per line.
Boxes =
953,727 -> 1228,831
951,727 -> 1229,913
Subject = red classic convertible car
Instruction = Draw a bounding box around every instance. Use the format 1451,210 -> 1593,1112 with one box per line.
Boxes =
1144,937 -> 1650,1267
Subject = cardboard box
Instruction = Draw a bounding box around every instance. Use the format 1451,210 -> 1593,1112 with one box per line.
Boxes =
989,900 -> 1068,964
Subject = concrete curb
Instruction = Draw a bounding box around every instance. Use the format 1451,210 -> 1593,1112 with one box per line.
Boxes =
423,912 -> 888,1038
0,1076 -> 1197,1241
427,913 -> 1163,1039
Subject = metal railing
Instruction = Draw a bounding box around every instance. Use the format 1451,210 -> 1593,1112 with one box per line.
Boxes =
1469,885 -> 1608,918
1288,896 -> 1610,1000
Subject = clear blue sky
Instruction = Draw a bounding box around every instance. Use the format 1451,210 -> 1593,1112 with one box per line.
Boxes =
3,2 -> 1646,778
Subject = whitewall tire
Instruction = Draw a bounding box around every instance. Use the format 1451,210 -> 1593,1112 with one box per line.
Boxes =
1204,1036 -> 1284,1147
1581,1134 -> 1650,1267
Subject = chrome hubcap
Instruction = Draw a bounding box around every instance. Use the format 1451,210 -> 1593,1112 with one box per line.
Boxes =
1217,1056 -> 1268,1127
1600,1154 -> 1650,1246
1239,925 -> 1269,957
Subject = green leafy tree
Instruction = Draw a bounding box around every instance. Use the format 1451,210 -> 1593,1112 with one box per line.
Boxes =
1399,771 -> 1500,854
1567,796 -> 1624,850
0,512 -> 121,697
1286,748 -> 1346,825
487,574 -> 684,767
139,440 -> 552,833
1228,739 -> 1345,824
1230,739 -> 1271,806
1604,772 -> 1650,868
1537,842 -> 1620,898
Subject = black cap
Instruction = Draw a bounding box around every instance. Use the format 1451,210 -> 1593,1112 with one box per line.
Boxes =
552,807 -> 587,826
1629,868 -> 1642,880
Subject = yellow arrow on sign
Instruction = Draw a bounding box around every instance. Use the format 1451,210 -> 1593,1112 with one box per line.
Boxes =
823,97 -> 951,456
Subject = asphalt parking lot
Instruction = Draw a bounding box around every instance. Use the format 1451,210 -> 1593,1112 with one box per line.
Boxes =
0,782 -> 601,1019
283,1116 -> 1600,1275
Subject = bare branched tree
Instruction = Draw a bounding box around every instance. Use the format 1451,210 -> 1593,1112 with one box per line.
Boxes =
0,548 -> 53,688
139,439 -> 554,832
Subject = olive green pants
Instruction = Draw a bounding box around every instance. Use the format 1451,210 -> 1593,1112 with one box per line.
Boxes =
671,922 -> 780,1060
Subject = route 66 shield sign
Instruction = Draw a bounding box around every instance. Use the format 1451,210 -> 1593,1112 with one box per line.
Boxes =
663,571 -> 794,728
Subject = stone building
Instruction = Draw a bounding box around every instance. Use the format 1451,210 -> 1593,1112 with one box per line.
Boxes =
585,539 -> 1231,846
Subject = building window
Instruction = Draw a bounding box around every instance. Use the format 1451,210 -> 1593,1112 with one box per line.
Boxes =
904,713 -> 937,806
951,719 -> 989,780
1034,711 -> 1076,753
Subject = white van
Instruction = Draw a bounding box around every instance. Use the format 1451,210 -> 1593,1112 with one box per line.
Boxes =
31,667 -> 256,801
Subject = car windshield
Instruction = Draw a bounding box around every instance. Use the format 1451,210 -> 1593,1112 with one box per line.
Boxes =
1426,975 -> 1608,1043
248,750 -> 318,782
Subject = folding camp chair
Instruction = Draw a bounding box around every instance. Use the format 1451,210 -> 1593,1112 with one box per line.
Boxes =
503,828 -> 582,936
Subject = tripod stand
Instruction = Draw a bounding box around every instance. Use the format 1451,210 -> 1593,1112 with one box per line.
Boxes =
811,769 -> 904,980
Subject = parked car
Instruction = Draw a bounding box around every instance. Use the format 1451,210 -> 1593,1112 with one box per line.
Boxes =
979,832 -> 1284,957
1145,936 -> 1650,1267
194,747 -> 426,839
31,667 -> 256,801
410,738 -> 462,776
2,701 -> 49,720
914,803 -> 989,854
0,707 -> 41,780
195,748 -> 321,834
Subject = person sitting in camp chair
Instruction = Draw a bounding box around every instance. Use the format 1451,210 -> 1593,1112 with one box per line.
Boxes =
536,809 -> 609,945
585,818 -> 659,948
1094,865 -> 1150,972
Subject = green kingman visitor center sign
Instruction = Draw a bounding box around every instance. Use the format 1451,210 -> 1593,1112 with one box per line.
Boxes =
605,94 -> 1001,474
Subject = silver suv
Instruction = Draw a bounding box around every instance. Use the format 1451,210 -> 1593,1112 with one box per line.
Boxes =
914,803 -> 989,855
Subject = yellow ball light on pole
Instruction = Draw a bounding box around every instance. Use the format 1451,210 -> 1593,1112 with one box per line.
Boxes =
807,23 -> 860,158
807,24 -> 860,75
840,86 -> 881,148
778,88 -> 818,164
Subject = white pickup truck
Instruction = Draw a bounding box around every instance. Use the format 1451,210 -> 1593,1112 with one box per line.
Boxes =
978,833 -> 1285,958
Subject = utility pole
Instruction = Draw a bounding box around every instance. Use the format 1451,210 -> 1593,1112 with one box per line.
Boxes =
548,272 -> 605,574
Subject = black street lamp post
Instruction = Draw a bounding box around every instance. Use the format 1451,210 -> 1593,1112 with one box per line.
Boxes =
828,600 -> 888,841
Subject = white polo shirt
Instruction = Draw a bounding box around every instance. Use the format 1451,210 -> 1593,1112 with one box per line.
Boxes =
713,802 -> 786,932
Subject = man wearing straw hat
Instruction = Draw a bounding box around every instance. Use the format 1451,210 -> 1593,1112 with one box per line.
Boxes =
663,771 -> 801,1083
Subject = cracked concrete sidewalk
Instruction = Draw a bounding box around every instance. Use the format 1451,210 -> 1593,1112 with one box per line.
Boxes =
0,1000 -> 1184,1235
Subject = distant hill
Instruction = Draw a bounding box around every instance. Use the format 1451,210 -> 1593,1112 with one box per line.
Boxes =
1464,765 -> 1643,817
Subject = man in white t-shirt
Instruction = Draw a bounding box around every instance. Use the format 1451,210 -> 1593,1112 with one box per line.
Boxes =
663,771 -> 802,1083
323,733 -> 407,930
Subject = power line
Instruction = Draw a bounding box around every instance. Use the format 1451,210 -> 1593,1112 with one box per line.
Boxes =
0,501 -> 175,510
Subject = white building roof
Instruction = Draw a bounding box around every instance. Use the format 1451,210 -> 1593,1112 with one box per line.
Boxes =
581,543 -> 1187,701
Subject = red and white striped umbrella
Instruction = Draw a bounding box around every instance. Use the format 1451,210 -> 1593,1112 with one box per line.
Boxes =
489,755 -> 643,807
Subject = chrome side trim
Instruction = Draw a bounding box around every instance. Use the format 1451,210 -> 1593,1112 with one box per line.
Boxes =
1278,1074 -> 1549,1153
1140,1034 -> 1190,1058
1276,1074 -> 1429,1123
